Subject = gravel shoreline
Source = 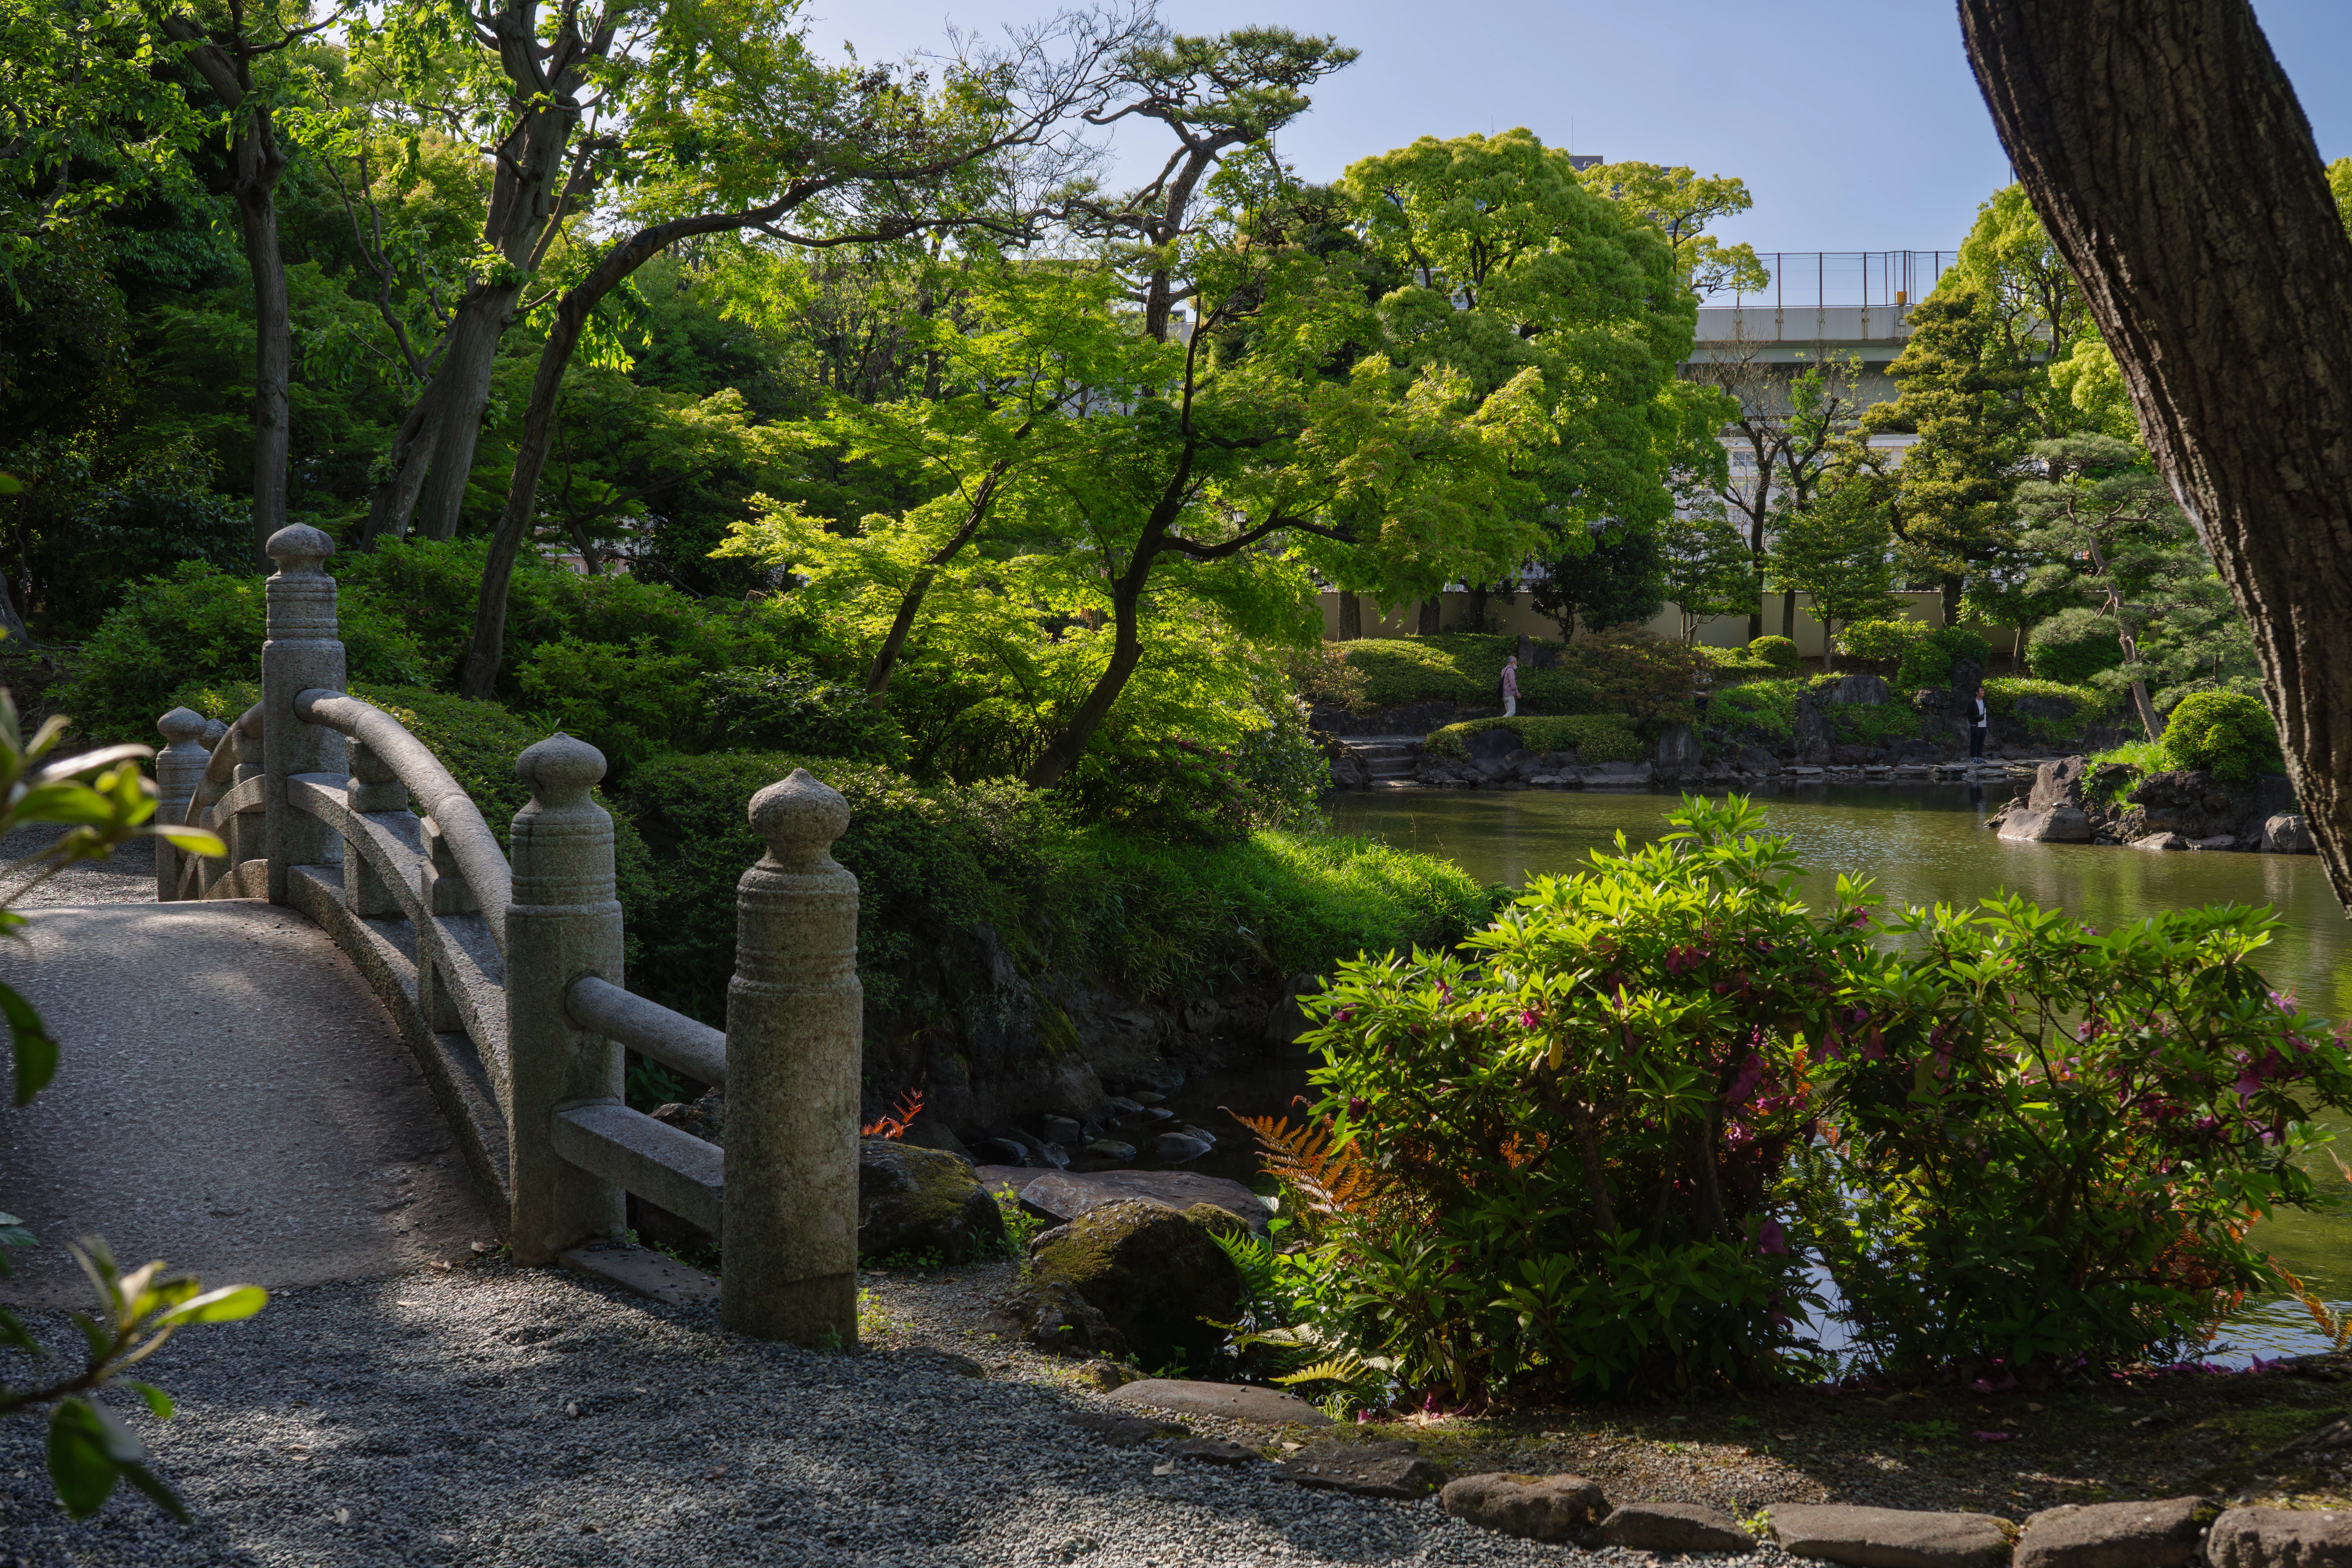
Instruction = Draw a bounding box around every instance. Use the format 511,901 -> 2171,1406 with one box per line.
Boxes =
0,1253 -> 1818,1568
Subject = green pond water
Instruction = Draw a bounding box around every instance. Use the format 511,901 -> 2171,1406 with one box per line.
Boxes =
1321,782 -> 2352,1361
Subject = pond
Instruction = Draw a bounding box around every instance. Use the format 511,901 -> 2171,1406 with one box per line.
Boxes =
1307,782 -> 2352,1363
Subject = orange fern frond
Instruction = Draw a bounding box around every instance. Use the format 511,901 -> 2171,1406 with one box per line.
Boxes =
862,1089 -> 924,1140
1227,1106 -> 1394,1224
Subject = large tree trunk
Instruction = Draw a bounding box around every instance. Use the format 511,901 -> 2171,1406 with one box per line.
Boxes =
234,135 -> 289,570
1024,568 -> 1149,790
1336,591 -> 1361,641
411,289 -> 525,540
1417,597 -> 1441,635
1960,0 -> 2352,902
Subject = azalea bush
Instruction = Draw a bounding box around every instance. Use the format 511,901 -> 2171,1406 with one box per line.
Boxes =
1250,796 -> 2352,1403
1272,797 -> 1854,1401
1804,894 -> 2350,1379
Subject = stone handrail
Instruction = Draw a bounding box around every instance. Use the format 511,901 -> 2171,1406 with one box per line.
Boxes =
150,521 -> 863,1348
293,688 -> 514,958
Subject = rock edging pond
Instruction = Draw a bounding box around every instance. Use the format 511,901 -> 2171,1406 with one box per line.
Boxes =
1988,757 -> 2312,855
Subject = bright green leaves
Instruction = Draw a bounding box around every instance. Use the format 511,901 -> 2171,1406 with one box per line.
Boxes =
4,982 -> 57,1107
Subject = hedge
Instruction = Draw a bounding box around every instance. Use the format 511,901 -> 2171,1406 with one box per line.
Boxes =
1424,714 -> 1644,762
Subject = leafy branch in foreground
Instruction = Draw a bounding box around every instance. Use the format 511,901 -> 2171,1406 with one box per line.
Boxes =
0,684 -> 258,1521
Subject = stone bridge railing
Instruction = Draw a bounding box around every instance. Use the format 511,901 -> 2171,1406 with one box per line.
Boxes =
151,524 -> 858,1346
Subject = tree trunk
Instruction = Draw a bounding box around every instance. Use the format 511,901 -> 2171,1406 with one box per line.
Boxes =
1336,591 -> 1361,641
864,463 -> 1011,700
1820,617 -> 1836,673
1024,562 -> 1151,790
1960,0 -> 2352,900
1779,589 -> 1795,641
234,135 -> 290,570
1940,575 -> 1963,628
1417,597 -> 1442,635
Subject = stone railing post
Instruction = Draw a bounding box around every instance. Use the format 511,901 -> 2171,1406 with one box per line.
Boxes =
343,738 -> 407,918
722,767 -> 861,1345
153,707 -> 209,902
506,734 -> 625,1263
227,706 -> 267,888
262,524 -> 347,904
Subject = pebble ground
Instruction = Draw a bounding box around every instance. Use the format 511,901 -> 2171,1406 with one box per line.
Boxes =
0,1256 -> 1808,1568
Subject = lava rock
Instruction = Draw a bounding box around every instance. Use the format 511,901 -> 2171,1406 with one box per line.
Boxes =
856,1138 -> 1006,1264
1440,1473 -> 1610,1541
1028,1200 -> 1243,1370
2266,813 -> 2316,854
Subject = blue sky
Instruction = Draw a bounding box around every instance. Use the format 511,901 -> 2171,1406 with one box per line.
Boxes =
806,0 -> 2352,254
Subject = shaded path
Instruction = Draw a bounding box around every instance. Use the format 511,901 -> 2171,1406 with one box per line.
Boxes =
0,897 -> 492,1307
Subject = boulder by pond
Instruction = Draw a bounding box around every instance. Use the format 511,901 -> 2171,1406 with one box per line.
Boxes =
976,1167 -> 1272,1232
857,1138 -> 1005,1265
1025,1198 -> 1245,1370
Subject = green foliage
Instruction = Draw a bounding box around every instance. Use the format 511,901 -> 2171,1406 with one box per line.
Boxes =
1529,526 -> 1666,639
1807,893 -> 2352,1376
699,666 -> 905,764
1983,676 -> 2108,740
1697,644 -> 1779,675
1748,635 -> 1799,672
1713,679 -> 1799,742
615,748 -> 1488,1024
1056,702 -> 1330,844
1424,715 -> 1643,762
55,562 -> 426,744
1283,798 -> 1838,1399
1833,619 -> 1927,670
1329,635 -> 1527,710
1896,625 -> 1993,690
2156,691 -> 2283,783
2027,608 -> 2127,684
1824,702 -> 1924,748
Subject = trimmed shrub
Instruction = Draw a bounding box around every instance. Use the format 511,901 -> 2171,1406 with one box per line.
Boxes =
1424,714 -> 1643,762
1330,635 -> 1520,710
1984,676 -> 2109,741
699,665 -> 905,763
1896,624 -> 1993,688
1699,644 -> 1780,675
1748,635 -> 1800,672
1713,678 -> 1799,742
2026,609 -> 2127,685
1835,618 -> 1928,670
2157,690 -> 2283,782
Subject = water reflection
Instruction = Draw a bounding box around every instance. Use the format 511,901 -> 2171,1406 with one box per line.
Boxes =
1326,783 -> 2352,1360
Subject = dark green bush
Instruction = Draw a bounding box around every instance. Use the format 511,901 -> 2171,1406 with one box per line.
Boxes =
1748,635 -> 1799,672
1332,635 -> 1520,709
1056,701 -> 1329,843
58,562 -> 425,743
699,665 -> 905,763
1896,624 -> 1994,688
2157,690 -> 2283,782
2025,612 -> 2125,685
614,750 -> 1488,1026
1984,676 -> 2109,741
1713,678 -> 1798,741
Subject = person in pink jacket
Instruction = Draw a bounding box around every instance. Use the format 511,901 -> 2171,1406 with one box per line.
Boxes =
1501,655 -> 1520,717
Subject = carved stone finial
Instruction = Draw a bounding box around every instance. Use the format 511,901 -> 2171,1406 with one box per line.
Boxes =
201,718 -> 228,748
516,732 -> 606,807
157,706 -> 208,746
265,523 -> 335,574
748,767 -> 850,870
235,705 -> 265,740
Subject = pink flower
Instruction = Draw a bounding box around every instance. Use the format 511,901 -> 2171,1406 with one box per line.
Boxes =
1973,1431 -> 2015,1443
1757,1218 -> 1788,1256
1518,1010 -> 1539,1030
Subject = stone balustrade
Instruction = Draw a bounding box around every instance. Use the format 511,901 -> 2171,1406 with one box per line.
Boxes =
154,522 -> 857,1347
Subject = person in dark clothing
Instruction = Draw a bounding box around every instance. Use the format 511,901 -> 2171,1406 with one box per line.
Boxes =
1969,685 -> 1989,760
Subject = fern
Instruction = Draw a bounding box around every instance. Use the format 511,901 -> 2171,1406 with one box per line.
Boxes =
1274,1353 -> 1368,1388
1227,1109 -> 1395,1225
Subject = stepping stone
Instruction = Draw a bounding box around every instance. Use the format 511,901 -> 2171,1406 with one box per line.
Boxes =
1001,1168 -> 1271,1231
1272,1439 -> 1448,1498
1108,1379 -> 1331,1428
2017,1497 -> 2210,1568
1440,1474 -> 1610,1541
1603,1501 -> 1755,1555
1771,1503 -> 2013,1568
2207,1508 -> 2352,1568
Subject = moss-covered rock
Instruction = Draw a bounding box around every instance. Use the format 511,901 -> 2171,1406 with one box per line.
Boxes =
1027,1199 -> 1244,1373
857,1139 -> 1005,1265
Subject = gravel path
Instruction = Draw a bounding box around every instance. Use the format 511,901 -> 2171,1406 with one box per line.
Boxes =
0,1255 -> 1809,1568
